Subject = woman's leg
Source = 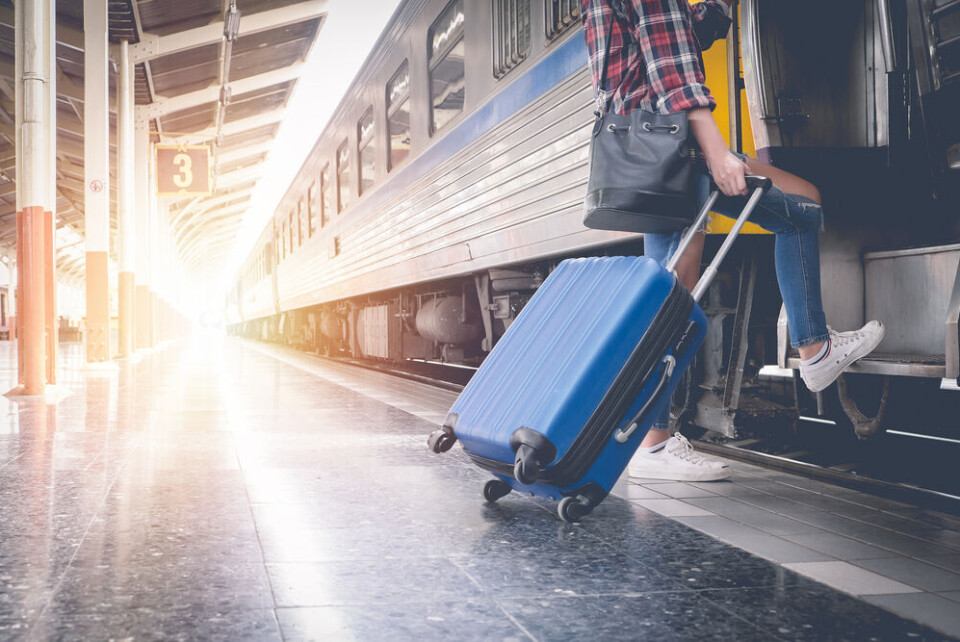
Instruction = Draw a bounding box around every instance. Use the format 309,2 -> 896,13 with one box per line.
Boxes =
713,157 -> 884,391
640,230 -> 690,446
629,178 -> 730,482
712,158 -> 830,351
640,225 -> 705,447
744,156 -> 821,205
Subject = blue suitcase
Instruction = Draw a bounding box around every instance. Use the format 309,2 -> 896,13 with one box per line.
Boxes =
428,178 -> 772,521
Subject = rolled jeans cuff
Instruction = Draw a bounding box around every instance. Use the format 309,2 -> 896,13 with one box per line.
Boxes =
793,332 -> 830,348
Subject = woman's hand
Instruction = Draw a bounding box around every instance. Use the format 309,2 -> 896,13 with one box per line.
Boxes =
687,108 -> 749,197
705,149 -> 749,197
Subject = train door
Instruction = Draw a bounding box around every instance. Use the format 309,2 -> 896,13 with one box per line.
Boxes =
907,0 -> 960,190
736,0 -> 960,436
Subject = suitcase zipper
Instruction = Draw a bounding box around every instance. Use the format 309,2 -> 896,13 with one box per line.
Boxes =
467,279 -> 693,487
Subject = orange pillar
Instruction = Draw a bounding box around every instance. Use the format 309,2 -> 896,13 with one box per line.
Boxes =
118,273 -> 135,356
116,39 -> 136,359
44,209 -> 56,384
84,0 -> 111,363
14,0 -> 57,394
17,207 -> 46,394
149,291 -> 158,346
85,252 -> 110,360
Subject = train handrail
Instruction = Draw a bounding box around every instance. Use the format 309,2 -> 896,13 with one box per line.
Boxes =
740,0 -> 770,120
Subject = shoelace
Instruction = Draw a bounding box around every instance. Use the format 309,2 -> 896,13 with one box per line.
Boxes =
830,326 -> 865,349
667,433 -> 707,465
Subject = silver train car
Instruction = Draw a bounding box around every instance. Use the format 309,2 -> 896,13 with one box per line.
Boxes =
228,0 -> 960,440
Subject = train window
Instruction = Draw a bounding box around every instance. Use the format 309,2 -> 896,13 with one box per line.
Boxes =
299,198 -> 307,244
308,183 -> 317,236
544,0 -> 579,40
358,107 -> 376,196
429,0 -> 465,135
320,164 -> 332,226
288,210 -> 295,252
387,61 -> 411,170
336,140 -> 351,213
493,0 -> 531,78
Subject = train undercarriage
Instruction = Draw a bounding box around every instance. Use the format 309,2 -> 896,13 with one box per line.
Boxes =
232,228 -> 960,451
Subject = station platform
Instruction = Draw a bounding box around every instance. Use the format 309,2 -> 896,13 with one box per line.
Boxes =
1,337 -> 959,641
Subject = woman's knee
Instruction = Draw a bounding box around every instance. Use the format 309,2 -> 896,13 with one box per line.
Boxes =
792,179 -> 821,205
744,157 -> 822,204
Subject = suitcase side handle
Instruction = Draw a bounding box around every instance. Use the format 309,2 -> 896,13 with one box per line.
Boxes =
614,354 -> 676,444
665,175 -> 773,303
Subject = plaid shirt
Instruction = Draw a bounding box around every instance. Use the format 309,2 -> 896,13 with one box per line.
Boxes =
581,0 -> 731,116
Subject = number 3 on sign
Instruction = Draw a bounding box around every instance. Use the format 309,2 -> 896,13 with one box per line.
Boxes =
156,145 -> 210,195
173,153 -> 193,188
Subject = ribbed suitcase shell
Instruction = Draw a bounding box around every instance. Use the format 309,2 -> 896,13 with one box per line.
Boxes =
445,256 -> 707,504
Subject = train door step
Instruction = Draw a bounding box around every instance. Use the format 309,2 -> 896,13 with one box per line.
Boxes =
786,352 -> 947,378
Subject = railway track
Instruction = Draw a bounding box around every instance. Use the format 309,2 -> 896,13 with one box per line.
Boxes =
328,354 -> 960,516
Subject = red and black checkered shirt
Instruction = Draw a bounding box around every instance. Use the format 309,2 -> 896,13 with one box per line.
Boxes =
581,0 -> 731,116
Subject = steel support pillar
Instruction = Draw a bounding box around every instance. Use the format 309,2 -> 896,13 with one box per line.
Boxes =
84,0 -> 111,363
14,0 -> 56,394
134,122 -> 151,349
147,133 -> 162,347
117,40 -> 135,358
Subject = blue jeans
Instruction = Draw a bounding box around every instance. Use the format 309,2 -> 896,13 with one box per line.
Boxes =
643,170 -> 829,431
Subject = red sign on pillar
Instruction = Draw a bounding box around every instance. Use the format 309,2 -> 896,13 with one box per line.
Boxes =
156,145 -> 212,196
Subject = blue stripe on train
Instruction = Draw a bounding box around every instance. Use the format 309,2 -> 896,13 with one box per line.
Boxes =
339,34 -> 588,224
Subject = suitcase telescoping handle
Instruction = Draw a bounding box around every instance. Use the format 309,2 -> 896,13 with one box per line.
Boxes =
665,175 -> 773,302
615,175 -> 774,445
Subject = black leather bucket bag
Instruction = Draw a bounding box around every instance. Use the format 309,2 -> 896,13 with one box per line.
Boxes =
582,108 -> 697,234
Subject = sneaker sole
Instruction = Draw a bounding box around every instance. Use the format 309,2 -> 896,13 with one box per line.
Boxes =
628,467 -> 731,482
804,324 -> 886,393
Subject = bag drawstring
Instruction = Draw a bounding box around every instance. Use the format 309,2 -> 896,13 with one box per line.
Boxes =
603,122 -> 681,134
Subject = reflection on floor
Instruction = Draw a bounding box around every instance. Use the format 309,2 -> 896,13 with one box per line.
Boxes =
0,336 -> 956,640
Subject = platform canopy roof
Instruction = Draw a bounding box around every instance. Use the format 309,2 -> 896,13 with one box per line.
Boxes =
0,0 -> 326,286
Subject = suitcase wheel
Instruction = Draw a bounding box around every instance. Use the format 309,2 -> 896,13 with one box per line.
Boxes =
513,446 -> 540,485
482,479 -> 513,503
558,495 -> 593,523
428,428 -> 456,454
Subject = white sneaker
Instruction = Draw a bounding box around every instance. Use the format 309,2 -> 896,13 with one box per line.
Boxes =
799,321 -> 885,393
628,433 -> 731,482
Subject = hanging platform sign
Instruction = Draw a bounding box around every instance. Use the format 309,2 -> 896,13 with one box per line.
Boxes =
156,145 -> 211,196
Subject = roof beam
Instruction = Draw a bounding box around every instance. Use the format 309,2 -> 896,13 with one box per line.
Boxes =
0,7 -> 84,51
172,189 -> 252,226
178,218 -> 244,260
129,0 -> 328,64
213,142 -> 271,166
138,62 -> 304,118
211,164 -> 263,190
0,55 -> 12,81
57,114 -> 118,145
191,111 -> 284,139
174,204 -> 249,249
181,233 -> 242,269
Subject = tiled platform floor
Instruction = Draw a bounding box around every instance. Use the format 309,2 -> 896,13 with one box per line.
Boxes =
0,335 -> 957,640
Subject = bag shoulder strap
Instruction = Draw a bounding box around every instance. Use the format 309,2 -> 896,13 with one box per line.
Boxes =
596,3 -> 622,114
